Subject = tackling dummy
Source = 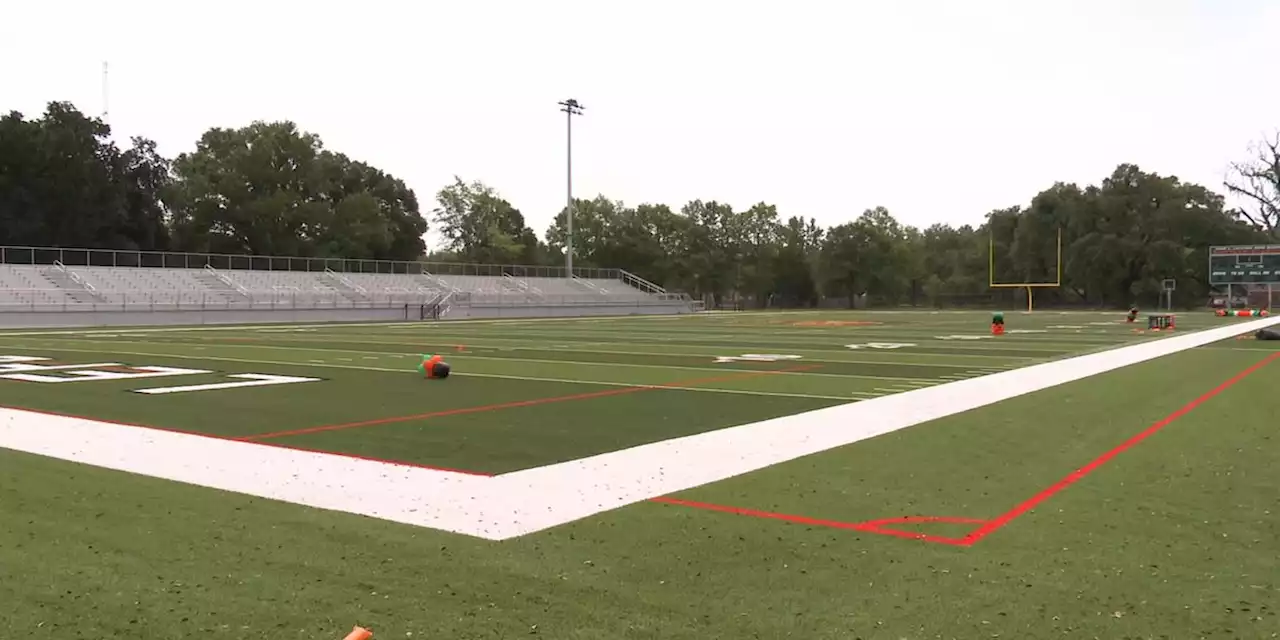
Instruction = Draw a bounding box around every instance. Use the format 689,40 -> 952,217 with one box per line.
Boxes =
417,354 -> 452,379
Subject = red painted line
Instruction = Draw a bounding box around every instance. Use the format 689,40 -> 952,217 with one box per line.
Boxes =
257,441 -> 493,477
236,363 -> 821,442
959,349 -> 1280,545
0,404 -> 491,477
651,496 -> 869,530
649,497 -> 973,545
856,515 -> 988,527
653,351 -> 1280,547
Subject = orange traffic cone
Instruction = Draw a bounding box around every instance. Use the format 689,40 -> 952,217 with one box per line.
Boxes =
342,626 -> 373,640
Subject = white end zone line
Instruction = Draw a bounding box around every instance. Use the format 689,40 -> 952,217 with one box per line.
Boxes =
2,317 -> 1277,540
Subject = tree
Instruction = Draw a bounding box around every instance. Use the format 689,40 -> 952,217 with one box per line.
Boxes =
999,164 -> 1264,307
636,203 -> 693,290
820,221 -> 868,305
819,207 -> 912,305
678,200 -> 738,303
735,203 -> 782,303
0,102 -> 170,251
545,195 -> 625,269
118,137 -> 174,251
852,206 -> 913,303
773,216 -> 821,306
432,178 -> 538,265
1225,133 -> 1280,238
167,121 -> 426,259
7,99 -> 1274,312
913,223 -> 986,306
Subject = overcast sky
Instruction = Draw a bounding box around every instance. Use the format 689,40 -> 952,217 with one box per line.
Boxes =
4,0 -> 1278,248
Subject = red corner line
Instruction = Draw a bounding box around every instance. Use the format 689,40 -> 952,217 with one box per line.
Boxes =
656,351 -> 1280,546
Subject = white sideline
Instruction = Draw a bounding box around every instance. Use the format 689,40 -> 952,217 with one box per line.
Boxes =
2,316 -> 1277,540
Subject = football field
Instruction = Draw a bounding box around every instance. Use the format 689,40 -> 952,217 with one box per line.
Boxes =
2,310 -> 1278,639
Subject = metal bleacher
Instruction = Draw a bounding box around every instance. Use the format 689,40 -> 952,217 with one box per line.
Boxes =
0,246 -> 688,317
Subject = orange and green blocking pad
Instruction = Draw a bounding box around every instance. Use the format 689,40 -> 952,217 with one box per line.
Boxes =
416,354 -> 451,379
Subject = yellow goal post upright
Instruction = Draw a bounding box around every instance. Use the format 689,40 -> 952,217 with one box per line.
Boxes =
988,228 -> 1063,313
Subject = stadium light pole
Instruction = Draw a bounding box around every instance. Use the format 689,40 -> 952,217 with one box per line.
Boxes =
101,61 -> 110,126
558,99 -> 584,277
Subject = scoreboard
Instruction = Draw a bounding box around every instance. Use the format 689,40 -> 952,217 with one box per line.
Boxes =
1209,245 -> 1280,284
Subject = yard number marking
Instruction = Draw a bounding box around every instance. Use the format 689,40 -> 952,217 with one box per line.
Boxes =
133,374 -> 321,395
0,354 -> 320,394
1,366 -> 211,383
713,354 -> 803,363
845,343 -> 916,350
0,356 -> 125,374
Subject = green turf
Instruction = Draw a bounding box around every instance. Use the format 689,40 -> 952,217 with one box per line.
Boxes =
2,311 -> 1278,638
0,310 -> 1157,472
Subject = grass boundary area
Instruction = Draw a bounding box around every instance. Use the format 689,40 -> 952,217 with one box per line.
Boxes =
2,315 -> 1275,541
654,350 -> 1280,545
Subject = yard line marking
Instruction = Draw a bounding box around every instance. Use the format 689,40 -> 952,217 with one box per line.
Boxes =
0,315 -> 714,338
197,332 -> 1045,364
235,364 -> 821,441
0,344 -> 854,401
29,336 -> 973,381
355,332 -> 1062,359
447,372 -> 851,401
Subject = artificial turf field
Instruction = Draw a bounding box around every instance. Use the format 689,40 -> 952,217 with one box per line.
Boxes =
0,310 -> 1277,639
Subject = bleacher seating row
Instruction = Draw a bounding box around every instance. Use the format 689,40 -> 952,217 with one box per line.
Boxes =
0,263 -> 662,311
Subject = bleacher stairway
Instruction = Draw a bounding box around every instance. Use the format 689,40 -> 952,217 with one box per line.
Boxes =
39,263 -> 102,303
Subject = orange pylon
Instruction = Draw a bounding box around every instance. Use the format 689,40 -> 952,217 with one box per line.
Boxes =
342,626 -> 373,640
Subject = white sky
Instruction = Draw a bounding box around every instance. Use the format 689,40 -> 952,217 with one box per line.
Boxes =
4,0 -> 1279,249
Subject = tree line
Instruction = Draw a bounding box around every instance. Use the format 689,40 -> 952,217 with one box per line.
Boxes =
2,101 -> 1278,308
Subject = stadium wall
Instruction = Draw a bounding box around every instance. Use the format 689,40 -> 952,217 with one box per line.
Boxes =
0,301 -> 692,329
450,301 -> 693,320
0,306 -> 411,329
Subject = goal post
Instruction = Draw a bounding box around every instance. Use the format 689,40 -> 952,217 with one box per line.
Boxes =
1161,278 -> 1175,312
988,228 -> 1062,313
